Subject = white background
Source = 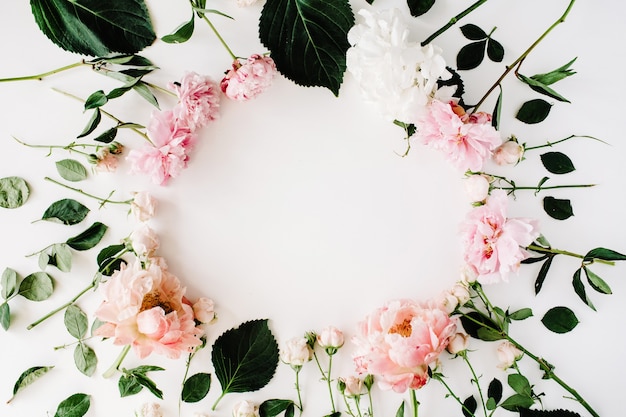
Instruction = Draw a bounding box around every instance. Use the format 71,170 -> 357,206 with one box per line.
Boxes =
0,1 -> 624,416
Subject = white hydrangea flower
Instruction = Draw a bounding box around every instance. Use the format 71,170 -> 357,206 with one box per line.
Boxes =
346,8 -> 455,124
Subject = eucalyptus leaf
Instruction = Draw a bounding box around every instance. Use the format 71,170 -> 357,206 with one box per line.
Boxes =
30,0 -> 156,56
9,365 -> 54,403
462,395 -> 477,417
543,197 -> 573,220
74,343 -> 97,376
1,267 -> 19,299
460,24 -> 487,40
56,159 -> 89,182
583,267 -> 612,294
541,306 -> 579,333
181,372 -> 211,403
260,399 -> 296,417
486,38 -> 504,62
0,176 -> 30,209
212,319 -> 279,397
18,272 -> 54,301
572,268 -> 595,310
42,199 -> 89,225
540,152 -> 575,174
53,392 -> 90,417
0,302 -> 10,330
457,41 -> 486,70
406,0 -> 435,16
66,222 -> 108,251
516,99 -> 552,124
162,15 -> 195,43
64,304 -> 88,339
259,0 -> 354,96
77,109 -> 102,138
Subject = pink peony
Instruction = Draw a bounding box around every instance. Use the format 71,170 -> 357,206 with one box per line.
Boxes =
127,110 -> 197,185
94,259 -> 203,359
461,190 -> 540,284
415,100 -> 502,172
221,54 -> 277,101
169,72 -> 220,130
352,299 -> 456,393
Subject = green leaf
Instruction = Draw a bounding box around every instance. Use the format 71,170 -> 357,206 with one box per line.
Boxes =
509,308 -> 533,321
1,267 -> 19,299
486,38 -> 504,62
132,81 -> 160,108
540,152 -> 575,174
543,197 -> 573,220
118,374 -> 143,397
18,272 -> 54,301
460,311 -> 503,340
406,0 -> 436,16
42,199 -> 89,225
460,24 -> 487,40
30,0 -> 156,56
162,15 -> 195,43
74,343 -> 97,376
508,374 -> 532,396
462,395 -> 477,417
9,366 -> 54,403
519,408 -> 583,417
584,247 -> 626,262
134,373 -> 163,399
0,177 -> 30,209
56,159 -> 89,182
500,393 -> 535,411
77,109 -> 102,138
516,99 -> 552,124
93,127 -> 118,143
53,393 -> 90,417
64,304 -> 88,339
491,86 -> 503,129
517,73 -> 570,103
97,243 -> 127,276
84,90 -> 108,110
487,377 -> 503,405
259,0 -> 354,96
260,399 -> 296,417
0,302 -> 10,330
531,57 -> 577,85
46,243 -> 73,272
395,401 -> 405,417
541,306 -> 579,333
181,372 -> 211,403
583,267 -> 612,294
66,222 -> 108,251
457,41 -> 486,70
572,268 -> 595,310
212,319 -> 279,397
476,327 -> 505,341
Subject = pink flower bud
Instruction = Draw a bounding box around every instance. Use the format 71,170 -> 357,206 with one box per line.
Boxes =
192,297 -> 216,324
464,174 -> 490,202
496,340 -> 523,369
130,191 -> 157,222
339,376 -> 364,397
492,140 -> 524,166
129,223 -> 160,258
446,332 -> 469,354
317,326 -> 345,350
280,336 -> 313,367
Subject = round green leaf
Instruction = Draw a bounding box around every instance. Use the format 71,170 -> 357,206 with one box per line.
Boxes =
462,395 -> 477,417
543,196 -> 573,220
540,152 -> 576,174
0,176 -> 30,209
1,267 -> 19,299
456,41 -> 486,71
56,159 -> 88,182
18,272 -> 54,301
181,372 -> 211,403
541,306 -> 579,333
516,99 -> 552,124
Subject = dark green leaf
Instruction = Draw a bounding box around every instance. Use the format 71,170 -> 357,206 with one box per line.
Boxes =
84,90 -> 108,110
77,109 -> 102,138
476,327 -> 505,341
30,0 -> 156,56
18,272 -> 54,301
460,24 -> 487,40
534,254 -> 554,294
509,308 -> 533,321
406,0 -> 435,16
395,401 -> 405,417
541,306 -> 579,333
543,197 -> 573,220
130,365 -> 165,374
56,159 -> 88,182
517,73 -> 570,103
9,366 -> 54,402
519,408 -> 582,417
132,82 -> 160,108
93,127 -> 118,144
572,268 -> 595,310
486,38 -> 504,62
118,374 -> 143,397
74,343 -> 97,376
181,372 -> 211,403
97,244 -> 127,276
212,319 -> 279,396
584,247 -> 626,262
492,86 -> 502,129
64,304 -> 88,339
0,302 -> 10,330
66,222 -> 108,251
54,393 -> 90,417
1,267 -> 19,299
259,0 -> 354,96
134,373 -> 163,399
530,57 -> 577,85
0,177 -> 30,209
540,152 -> 575,174
260,399 -> 296,417
462,395 -> 477,417
516,99 -> 552,124
500,393 -> 535,411
42,199 -> 89,225
487,378 -> 503,404
162,15 -> 195,43
460,311 -> 503,340
457,41 -> 486,70
583,267 -> 612,294
508,374 -> 531,396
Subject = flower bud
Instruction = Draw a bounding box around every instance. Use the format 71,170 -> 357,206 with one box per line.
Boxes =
496,340 -> 523,369
138,403 -> 163,417
280,336 -> 313,368
339,376 -> 364,397
464,174 -> 490,202
317,326 -> 344,355
108,141 -> 124,155
232,400 -> 259,417
193,297 -> 216,324
129,223 -> 160,259
492,139 -> 524,166
130,191 -> 157,222
446,332 -> 469,355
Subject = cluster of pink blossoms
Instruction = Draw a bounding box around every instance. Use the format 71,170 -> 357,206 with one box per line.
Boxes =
221,54 -> 277,101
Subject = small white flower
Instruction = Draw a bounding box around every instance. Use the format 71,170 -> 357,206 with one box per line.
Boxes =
138,403 -> 163,417
232,400 -> 259,417
280,336 -> 313,367
465,174 -> 490,202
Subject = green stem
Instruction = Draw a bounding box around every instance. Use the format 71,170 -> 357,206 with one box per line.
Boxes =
367,387 -> 374,417
27,282 -> 95,330
295,367 -> 304,415
12,136 -> 97,156
44,176 -> 132,205
409,389 -> 419,417
103,345 -> 131,378
432,374 -> 476,417
314,351 -> 336,412
462,353 -> 488,417
0,61 -> 87,82
201,15 -> 237,61
526,244 -> 615,266
471,0 -> 576,113
497,183 -> 595,192
421,0 -> 489,46
523,134 -> 606,151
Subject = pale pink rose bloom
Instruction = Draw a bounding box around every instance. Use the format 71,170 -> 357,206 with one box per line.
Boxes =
95,148 -> 119,172
317,326 -> 345,349
280,336 -> 313,367
130,191 -> 157,222
446,332 -> 469,355
340,376 -> 365,397
416,100 -> 502,172
192,297 -> 216,323
464,174 -> 490,202
221,54 -> 277,101
94,260 -> 203,359
129,223 -> 160,259
139,403 -> 163,417
492,139 -> 524,165
127,110 -> 196,185
461,190 -> 540,284
496,340 -> 523,369
232,400 -> 260,417
169,72 -> 220,130
352,299 -> 456,393
437,281 -> 470,314
236,0 -> 260,5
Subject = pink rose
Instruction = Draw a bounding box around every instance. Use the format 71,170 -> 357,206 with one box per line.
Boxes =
352,299 -> 456,393
464,174 -> 491,202
94,260 -> 203,359
94,148 -> 119,172
129,223 -> 160,259
437,281 -> 470,314
446,332 -> 469,355
169,72 -> 220,130
461,190 -> 540,284
492,139 -> 524,166
280,336 -> 313,368
496,340 -> 523,369
317,326 -> 345,351
192,297 -> 216,323
138,403 -> 163,417
415,100 -> 502,172
339,376 -> 364,397
221,54 -> 277,101
130,191 -> 157,222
